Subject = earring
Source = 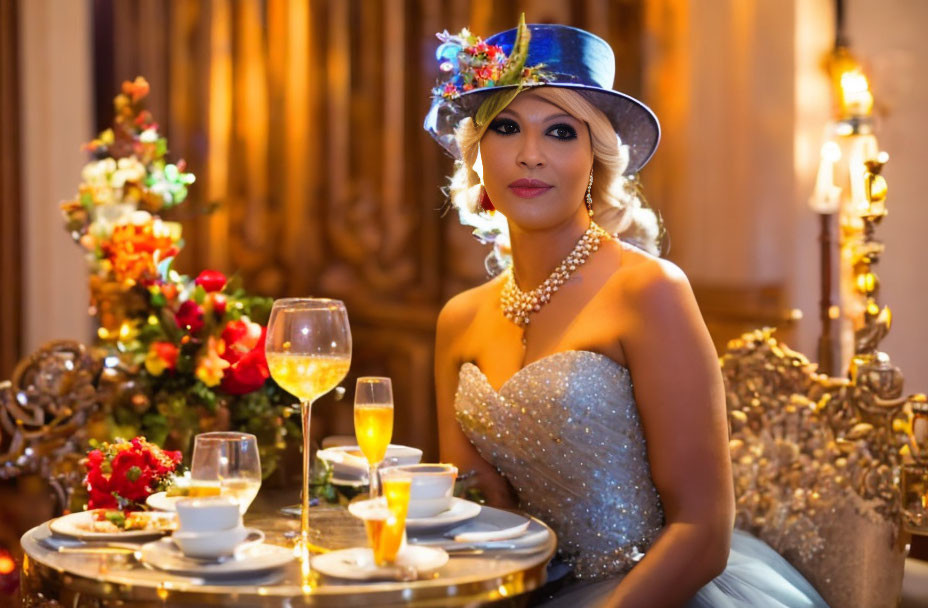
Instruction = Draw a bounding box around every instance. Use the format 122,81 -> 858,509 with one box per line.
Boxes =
585,169 -> 594,217
480,187 -> 495,213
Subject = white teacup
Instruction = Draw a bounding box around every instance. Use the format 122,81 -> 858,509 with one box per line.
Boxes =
391,463 -> 458,518
175,496 -> 241,532
172,525 -> 254,559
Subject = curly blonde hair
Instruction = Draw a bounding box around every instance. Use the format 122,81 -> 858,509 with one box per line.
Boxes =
447,88 -> 661,265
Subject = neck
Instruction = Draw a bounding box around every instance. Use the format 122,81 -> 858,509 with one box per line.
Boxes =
508,211 -> 591,291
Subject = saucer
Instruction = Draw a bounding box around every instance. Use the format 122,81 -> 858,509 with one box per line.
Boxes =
316,444 -> 422,481
139,534 -> 293,577
405,497 -> 481,533
311,545 -> 448,581
146,491 -> 182,512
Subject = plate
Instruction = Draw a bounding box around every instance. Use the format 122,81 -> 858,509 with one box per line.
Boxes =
139,535 -> 293,577
316,444 -> 423,481
410,505 -> 551,551
146,492 -> 184,512
311,546 -> 448,581
49,510 -> 176,541
405,498 -> 482,533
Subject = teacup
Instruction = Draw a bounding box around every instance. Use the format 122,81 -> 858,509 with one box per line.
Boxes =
175,496 -> 241,532
389,463 -> 457,518
172,525 -> 256,559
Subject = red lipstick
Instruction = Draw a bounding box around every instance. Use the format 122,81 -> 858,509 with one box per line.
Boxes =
508,178 -> 553,199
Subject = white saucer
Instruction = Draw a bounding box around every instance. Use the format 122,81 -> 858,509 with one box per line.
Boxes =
405,498 -> 481,533
311,545 -> 448,581
49,510 -> 176,541
146,491 -> 183,512
139,535 -> 293,577
316,444 -> 422,481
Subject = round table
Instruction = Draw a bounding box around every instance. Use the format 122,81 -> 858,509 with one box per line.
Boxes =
19,505 -> 557,607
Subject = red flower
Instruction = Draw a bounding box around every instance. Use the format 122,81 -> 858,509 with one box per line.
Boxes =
220,319 -> 270,395
195,270 -> 227,293
175,300 -> 204,333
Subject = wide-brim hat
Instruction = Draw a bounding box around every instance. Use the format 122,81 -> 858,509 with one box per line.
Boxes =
423,23 -> 660,175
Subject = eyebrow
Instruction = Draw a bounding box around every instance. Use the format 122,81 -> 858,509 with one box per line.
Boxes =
497,109 -> 578,123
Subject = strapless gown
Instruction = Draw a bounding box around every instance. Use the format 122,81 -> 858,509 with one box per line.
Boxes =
455,350 -> 828,607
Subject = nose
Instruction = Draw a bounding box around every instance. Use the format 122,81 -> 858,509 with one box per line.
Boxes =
516,131 -> 545,169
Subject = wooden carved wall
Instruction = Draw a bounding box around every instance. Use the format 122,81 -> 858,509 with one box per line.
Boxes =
91,0 -> 645,461
0,0 -> 22,381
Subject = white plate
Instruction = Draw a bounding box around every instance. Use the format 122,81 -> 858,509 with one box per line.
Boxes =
405,498 -> 481,533
311,545 -> 448,581
139,535 -> 293,577
316,444 -> 423,481
146,492 -> 185,512
49,510 -> 176,541
411,505 -> 551,551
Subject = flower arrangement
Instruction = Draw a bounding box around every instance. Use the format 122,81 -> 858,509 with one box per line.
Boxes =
431,14 -> 549,103
83,436 -> 181,510
60,77 -> 298,474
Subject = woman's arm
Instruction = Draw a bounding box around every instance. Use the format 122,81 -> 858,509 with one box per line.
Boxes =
607,259 -> 733,608
435,292 -> 519,508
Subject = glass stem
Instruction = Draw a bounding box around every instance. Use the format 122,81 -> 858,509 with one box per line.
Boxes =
301,399 -> 313,548
369,462 -> 381,500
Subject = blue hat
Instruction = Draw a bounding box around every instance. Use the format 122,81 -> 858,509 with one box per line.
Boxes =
423,20 -> 660,175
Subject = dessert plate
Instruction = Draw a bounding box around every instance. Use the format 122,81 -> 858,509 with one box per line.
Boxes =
139,535 -> 293,577
316,444 -> 422,481
49,510 -> 176,541
409,505 -> 551,552
311,545 -> 448,581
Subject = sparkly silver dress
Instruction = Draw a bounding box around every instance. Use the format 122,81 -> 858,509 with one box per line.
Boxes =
455,350 -> 829,607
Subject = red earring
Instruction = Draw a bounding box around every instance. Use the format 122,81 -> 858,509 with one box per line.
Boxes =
480,188 -> 495,212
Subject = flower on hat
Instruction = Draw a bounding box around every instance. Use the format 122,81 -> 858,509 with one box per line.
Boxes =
431,13 -> 550,106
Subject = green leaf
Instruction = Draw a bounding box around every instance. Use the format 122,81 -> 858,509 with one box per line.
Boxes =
475,87 -> 522,129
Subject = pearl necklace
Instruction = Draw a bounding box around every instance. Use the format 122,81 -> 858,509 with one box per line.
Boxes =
500,222 -> 610,327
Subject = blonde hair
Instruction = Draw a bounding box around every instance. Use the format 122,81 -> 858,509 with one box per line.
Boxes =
447,88 -> 661,263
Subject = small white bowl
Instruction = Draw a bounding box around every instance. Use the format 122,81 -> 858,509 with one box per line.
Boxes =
172,525 -> 249,559
175,496 -> 241,533
391,463 -> 457,518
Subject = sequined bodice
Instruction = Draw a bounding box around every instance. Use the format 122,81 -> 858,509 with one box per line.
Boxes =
455,350 -> 664,580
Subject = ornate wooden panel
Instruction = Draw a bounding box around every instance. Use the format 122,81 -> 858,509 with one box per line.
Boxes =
0,0 -> 22,381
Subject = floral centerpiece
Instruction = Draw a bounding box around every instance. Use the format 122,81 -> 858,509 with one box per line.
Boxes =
84,436 -> 181,511
60,77 -> 298,474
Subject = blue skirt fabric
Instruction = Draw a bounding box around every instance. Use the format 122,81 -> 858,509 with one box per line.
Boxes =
537,530 -> 829,607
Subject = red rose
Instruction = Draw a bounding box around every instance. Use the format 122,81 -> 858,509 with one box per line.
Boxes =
210,293 -> 228,317
175,300 -> 204,333
220,320 -> 269,395
194,270 -> 227,293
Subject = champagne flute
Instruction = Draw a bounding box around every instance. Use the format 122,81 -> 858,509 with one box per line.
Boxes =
190,432 -> 262,514
265,298 -> 351,557
353,377 -> 394,499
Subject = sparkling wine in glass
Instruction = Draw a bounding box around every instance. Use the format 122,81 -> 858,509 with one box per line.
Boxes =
353,377 -> 394,499
265,298 -> 351,561
190,432 -> 262,514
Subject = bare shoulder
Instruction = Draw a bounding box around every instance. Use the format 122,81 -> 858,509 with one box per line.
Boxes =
609,242 -> 693,315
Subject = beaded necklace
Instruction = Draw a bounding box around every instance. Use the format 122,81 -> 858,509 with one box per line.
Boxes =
500,222 -> 610,327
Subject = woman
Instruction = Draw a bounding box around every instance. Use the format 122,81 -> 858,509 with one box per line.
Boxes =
427,18 -> 828,607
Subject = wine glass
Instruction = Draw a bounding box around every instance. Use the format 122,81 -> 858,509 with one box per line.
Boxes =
353,377 -> 394,499
265,298 -> 351,557
190,432 -> 261,514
